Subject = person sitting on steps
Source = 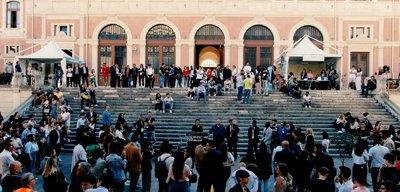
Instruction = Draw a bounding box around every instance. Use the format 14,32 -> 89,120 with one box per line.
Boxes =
303,91 -> 312,108
196,81 -> 208,102
162,93 -> 174,113
360,76 -> 377,98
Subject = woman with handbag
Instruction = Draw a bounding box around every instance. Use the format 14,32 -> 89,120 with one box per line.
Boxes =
42,157 -> 68,192
167,152 -> 192,192
79,84 -> 90,112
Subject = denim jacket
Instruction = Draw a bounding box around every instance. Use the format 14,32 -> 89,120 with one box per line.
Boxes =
106,153 -> 127,182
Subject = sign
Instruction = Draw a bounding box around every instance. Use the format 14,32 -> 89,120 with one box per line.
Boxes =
303,54 -> 324,62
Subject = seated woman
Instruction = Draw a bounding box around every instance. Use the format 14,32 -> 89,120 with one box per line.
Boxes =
187,86 -> 195,100
208,77 -> 217,96
334,114 -> 347,132
155,93 -> 163,112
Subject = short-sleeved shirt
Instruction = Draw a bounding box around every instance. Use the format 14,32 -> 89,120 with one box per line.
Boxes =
244,78 -> 252,90
368,145 -> 390,168
145,117 -> 156,131
24,141 -> 39,154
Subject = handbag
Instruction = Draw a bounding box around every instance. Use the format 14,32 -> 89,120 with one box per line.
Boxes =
189,173 -> 198,183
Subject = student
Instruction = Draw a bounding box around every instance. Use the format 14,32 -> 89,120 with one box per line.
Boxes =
228,170 -> 250,192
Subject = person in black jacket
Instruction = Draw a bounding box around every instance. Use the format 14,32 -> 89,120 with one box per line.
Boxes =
203,141 -> 224,192
79,64 -> 89,86
72,64 -> 81,87
361,75 -> 377,97
226,119 -> 239,159
228,170 -> 250,192
110,64 -> 117,88
247,120 -> 260,155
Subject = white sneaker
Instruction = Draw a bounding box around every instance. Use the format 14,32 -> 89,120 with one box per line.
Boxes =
162,110 -> 165,113
169,110 -> 172,113
309,106 -> 312,108
81,109 -> 84,112
304,106 -> 307,108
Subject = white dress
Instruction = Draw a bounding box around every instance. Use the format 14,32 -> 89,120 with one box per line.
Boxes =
349,68 -> 357,83
355,71 -> 362,90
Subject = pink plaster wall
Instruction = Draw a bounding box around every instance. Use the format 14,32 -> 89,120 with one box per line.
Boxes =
181,44 -> 189,67
342,46 -> 349,75
133,50 -> 140,65
268,17 -> 304,40
373,47 -> 379,74
87,45 -> 93,69
167,16 -> 204,39
315,17 -> 335,41
384,18 -> 394,41
217,17 -> 253,39
118,16 -> 155,38
383,47 -> 392,66
26,16 -> 42,39
88,16 -> 108,38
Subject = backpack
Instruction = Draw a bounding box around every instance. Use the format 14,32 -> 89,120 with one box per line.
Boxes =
155,156 -> 171,179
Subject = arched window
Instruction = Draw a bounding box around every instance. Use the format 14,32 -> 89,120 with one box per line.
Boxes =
146,24 -> 176,73
6,1 -> 20,28
243,25 -> 274,69
293,25 -> 323,41
195,24 -> 224,41
98,24 -> 127,40
244,25 -> 274,40
146,24 -> 176,40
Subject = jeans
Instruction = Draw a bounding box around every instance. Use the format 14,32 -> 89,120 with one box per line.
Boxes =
260,179 -> 269,192
303,100 -> 311,107
196,92 -> 208,101
54,76 -> 62,87
163,102 -> 174,111
183,76 -> 189,88
168,181 -> 190,192
243,89 -> 251,103
146,131 -> 156,145
237,86 -> 243,100
160,75 -> 165,88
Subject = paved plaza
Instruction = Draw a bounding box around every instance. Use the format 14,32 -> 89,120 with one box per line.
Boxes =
30,152 -> 373,192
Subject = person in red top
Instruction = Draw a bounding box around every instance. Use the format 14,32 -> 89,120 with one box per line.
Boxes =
100,63 -> 110,87
206,69 -> 213,80
183,66 -> 190,88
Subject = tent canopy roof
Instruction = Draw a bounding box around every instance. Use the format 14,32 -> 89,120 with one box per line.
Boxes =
16,40 -> 84,63
287,36 -> 341,59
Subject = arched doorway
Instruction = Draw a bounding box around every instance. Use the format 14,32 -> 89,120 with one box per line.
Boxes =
243,25 -> 274,71
146,24 -> 176,73
293,25 -> 324,47
98,24 -> 127,85
194,24 -> 225,69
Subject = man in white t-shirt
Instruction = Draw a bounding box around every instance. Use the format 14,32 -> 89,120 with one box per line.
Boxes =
303,91 -> 312,108
334,166 -> 353,192
243,62 -> 252,76
369,136 -> 390,192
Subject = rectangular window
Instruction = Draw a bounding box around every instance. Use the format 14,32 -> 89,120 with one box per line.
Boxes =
350,26 -> 372,39
53,24 -> 73,36
5,45 -> 20,55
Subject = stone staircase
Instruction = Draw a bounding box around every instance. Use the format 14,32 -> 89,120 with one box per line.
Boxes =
23,87 -> 400,156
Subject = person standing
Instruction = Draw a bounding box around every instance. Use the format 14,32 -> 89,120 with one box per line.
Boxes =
146,64 -> 154,89
226,119 -> 239,159
334,166 -> 353,192
209,119 -> 226,148
13,173 -> 36,192
102,105 -> 111,127
4,61 -> 14,85
0,138 -> 15,178
122,135 -> 142,192
110,64 -> 117,88
203,140 -> 224,192
73,64 -> 81,87
248,120 -> 260,155
66,65 -> 73,87
54,64 -> 63,88
80,64 -> 89,86
228,170 -> 250,192
100,63 -> 109,87
159,63 -> 165,88
167,152 -> 192,192
194,138 -> 207,192
131,64 -> 139,88
369,136 -> 390,192
243,75 -> 252,104
1,161 -> 23,192
106,142 -> 127,192
236,74 -> 244,101
144,111 -> 156,147
141,141 -> 152,192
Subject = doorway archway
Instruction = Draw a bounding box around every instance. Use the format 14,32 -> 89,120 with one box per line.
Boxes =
98,24 -> 127,85
194,24 -> 225,69
243,25 -> 274,71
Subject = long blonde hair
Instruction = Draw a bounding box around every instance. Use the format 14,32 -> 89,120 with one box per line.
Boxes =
42,157 -> 58,178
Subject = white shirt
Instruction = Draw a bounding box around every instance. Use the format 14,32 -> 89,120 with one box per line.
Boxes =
303,95 -> 311,102
368,144 -> 390,168
71,144 -> 87,172
335,179 -> 354,192
352,149 -> 369,165
227,167 -> 258,192
0,149 -> 15,177
159,153 -> 175,171
146,67 -> 154,75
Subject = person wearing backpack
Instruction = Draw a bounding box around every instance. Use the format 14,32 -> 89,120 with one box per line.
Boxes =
155,143 -> 174,192
105,142 -> 127,192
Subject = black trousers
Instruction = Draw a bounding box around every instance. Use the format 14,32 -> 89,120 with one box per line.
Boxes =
73,75 -> 80,87
132,75 -> 138,87
227,137 -> 238,158
82,74 -> 89,86
248,140 -> 258,154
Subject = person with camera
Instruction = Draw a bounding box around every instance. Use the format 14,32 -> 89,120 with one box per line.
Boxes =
360,75 -> 377,97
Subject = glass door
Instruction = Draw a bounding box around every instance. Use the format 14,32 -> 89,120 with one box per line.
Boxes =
115,46 -> 127,69
351,52 -> 369,76
244,47 -> 257,71
260,47 -> 272,69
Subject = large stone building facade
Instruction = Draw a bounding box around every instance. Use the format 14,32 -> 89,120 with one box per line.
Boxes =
0,0 -> 399,83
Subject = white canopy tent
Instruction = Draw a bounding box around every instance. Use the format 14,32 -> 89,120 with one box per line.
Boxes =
276,35 -> 342,81
16,40 -> 84,86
